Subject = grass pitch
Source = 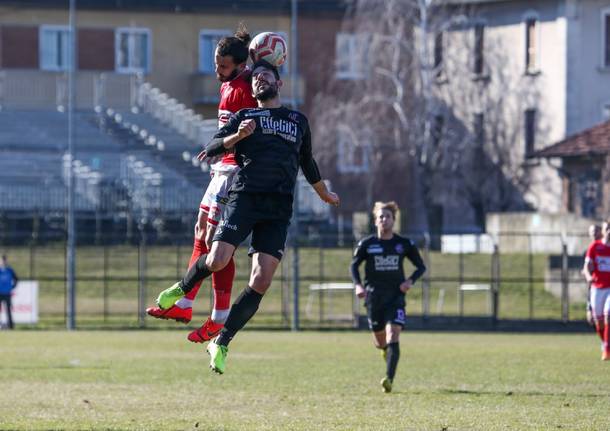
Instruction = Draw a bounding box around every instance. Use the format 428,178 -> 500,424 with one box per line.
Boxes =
0,330 -> 608,430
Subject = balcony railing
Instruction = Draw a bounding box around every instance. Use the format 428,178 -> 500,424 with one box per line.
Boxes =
0,70 -> 133,110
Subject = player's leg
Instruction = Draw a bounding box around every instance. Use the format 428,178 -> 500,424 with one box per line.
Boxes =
591,287 -> 606,353
208,215 -> 287,374
188,257 -> 235,342
208,251 -> 280,374
5,294 -> 14,329
602,289 -> 610,360
186,243 -> 236,343
380,306 -> 406,393
368,305 -> 387,360
189,174 -> 236,342
147,215 -> 208,323
156,193 -> 251,309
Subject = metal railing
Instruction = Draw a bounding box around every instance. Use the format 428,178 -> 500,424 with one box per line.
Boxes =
0,230 -> 594,329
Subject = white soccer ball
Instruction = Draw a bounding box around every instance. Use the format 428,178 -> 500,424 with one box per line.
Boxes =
249,32 -> 287,67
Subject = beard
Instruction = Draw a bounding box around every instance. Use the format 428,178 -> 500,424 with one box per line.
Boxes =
217,68 -> 240,83
254,83 -> 279,101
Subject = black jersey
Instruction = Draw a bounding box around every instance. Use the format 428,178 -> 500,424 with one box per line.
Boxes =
350,234 -> 426,295
205,106 -> 321,196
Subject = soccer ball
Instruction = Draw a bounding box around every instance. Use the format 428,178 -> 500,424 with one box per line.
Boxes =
249,32 -> 287,67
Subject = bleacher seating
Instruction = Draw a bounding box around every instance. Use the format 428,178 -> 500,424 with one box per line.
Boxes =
0,108 -> 204,214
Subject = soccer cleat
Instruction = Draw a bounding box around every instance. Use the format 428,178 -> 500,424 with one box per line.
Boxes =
146,305 -> 192,324
187,317 -> 224,343
156,282 -> 185,310
381,377 -> 393,393
207,339 -> 228,374
602,351 -> 610,361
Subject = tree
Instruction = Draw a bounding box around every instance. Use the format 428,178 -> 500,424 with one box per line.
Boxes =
311,0 -> 546,233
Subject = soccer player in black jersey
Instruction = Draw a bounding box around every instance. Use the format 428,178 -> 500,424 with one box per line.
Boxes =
155,59 -> 340,374
351,201 -> 426,393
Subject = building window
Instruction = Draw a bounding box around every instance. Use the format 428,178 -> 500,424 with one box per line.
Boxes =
434,31 -> 444,78
524,15 -> 539,73
115,28 -> 151,73
40,25 -> 70,71
473,23 -> 485,75
199,30 -> 231,74
336,127 -> 370,173
524,109 -> 537,156
604,9 -> 610,67
335,32 -> 368,80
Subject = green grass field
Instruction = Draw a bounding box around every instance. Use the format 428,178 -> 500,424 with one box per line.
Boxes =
0,330 -> 608,430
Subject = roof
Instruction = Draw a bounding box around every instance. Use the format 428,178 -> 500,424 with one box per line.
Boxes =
534,119 -> 610,158
0,0 -> 348,14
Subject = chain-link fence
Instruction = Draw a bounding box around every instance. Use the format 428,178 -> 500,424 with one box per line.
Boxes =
0,229 -> 593,329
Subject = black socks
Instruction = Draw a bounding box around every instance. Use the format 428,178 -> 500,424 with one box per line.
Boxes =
216,286 -> 263,347
179,254 -> 212,294
386,342 -> 400,381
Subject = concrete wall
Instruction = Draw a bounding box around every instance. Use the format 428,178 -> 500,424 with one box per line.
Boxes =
486,211 -> 595,253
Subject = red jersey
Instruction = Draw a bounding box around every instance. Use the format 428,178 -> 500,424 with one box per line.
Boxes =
586,240 -> 610,288
217,69 -> 257,165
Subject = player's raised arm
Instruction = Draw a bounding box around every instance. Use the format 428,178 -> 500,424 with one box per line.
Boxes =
205,113 -> 255,158
299,119 -> 340,206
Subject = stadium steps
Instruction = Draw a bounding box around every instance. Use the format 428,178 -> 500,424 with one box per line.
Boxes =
95,109 -> 210,189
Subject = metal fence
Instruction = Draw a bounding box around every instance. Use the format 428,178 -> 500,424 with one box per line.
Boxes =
0,229 -> 593,329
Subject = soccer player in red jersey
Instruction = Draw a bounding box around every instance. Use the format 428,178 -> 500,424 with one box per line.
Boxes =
147,26 -> 257,343
583,224 -> 602,325
583,220 -> 610,360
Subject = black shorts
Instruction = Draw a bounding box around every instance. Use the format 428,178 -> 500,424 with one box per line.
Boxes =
213,191 -> 292,260
366,294 -> 406,332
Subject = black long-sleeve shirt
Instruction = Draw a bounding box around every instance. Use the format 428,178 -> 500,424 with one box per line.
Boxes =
351,234 -> 426,296
206,106 -> 321,196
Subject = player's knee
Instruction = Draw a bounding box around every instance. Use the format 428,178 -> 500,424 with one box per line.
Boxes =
249,272 -> 272,294
205,252 -> 230,272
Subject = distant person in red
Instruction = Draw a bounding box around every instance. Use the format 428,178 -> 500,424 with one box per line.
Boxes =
147,24 -> 257,343
583,224 -> 602,325
583,221 -> 610,360
0,254 -> 18,329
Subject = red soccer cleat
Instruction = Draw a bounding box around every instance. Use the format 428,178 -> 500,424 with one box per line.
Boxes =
146,305 -> 192,324
187,317 -> 224,343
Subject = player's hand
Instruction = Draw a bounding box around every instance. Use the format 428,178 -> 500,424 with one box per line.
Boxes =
194,222 -> 205,240
237,119 -> 256,138
355,284 -> 366,299
197,150 -> 207,162
399,279 -> 413,293
586,301 -> 594,326
321,191 -> 340,207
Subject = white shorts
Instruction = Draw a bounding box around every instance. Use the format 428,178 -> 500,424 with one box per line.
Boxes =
200,164 -> 238,227
590,287 -> 610,319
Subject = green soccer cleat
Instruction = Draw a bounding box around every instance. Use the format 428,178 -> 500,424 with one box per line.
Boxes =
381,377 -> 392,393
156,282 -> 185,310
206,339 -> 228,374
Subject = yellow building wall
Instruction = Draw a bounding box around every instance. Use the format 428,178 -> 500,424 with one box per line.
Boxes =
0,7 -> 291,116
